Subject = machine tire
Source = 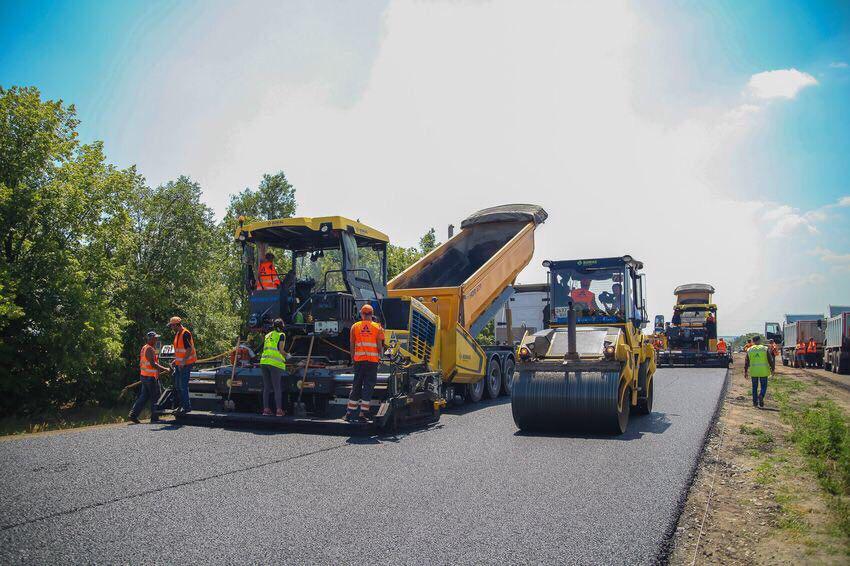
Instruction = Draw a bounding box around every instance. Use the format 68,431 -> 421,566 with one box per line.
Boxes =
636,376 -> 653,415
483,357 -> 502,399
501,357 -> 516,396
511,370 -> 629,435
466,379 -> 485,403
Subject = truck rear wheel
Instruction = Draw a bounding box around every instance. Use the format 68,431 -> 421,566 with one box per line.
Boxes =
501,357 -> 515,396
466,379 -> 484,403
484,358 -> 502,399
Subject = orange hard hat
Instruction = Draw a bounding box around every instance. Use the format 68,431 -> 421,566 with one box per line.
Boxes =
168,316 -> 182,325
360,304 -> 374,314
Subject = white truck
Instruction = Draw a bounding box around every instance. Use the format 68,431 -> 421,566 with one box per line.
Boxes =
824,311 -> 850,374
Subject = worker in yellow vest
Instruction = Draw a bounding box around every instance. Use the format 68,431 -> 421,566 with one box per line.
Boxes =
260,318 -> 288,417
346,304 -> 385,422
744,335 -> 775,408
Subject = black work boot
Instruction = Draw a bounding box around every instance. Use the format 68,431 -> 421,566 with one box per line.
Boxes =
128,414 -> 140,424
758,396 -> 764,408
752,398 -> 758,407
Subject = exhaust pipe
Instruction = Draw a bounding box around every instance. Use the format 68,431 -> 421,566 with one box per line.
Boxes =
565,300 -> 578,361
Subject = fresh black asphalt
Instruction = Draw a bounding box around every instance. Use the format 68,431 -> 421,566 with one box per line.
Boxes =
0,367 -> 727,565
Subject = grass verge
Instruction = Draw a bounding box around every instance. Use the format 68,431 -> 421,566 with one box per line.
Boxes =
0,404 -> 132,437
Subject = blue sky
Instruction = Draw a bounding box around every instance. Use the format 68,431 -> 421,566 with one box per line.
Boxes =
2,0 -> 849,334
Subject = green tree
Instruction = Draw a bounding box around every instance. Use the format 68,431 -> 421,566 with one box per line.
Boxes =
0,87 -> 140,414
418,227 -> 439,254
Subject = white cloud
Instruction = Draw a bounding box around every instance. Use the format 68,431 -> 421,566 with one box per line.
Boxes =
95,1 -> 846,333
829,61 -> 849,69
810,246 -> 850,266
838,196 -> 850,207
746,68 -> 818,100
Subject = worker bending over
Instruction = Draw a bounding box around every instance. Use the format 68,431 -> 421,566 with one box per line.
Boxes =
346,304 -> 385,422
129,331 -> 170,424
806,337 -> 818,368
744,335 -> 775,408
169,316 -> 197,414
260,319 -> 288,417
256,252 -> 281,290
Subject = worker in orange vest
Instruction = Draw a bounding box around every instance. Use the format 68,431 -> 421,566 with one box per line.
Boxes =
768,339 -> 780,359
169,316 -> 198,414
256,252 -> 281,290
129,331 -> 170,424
795,340 -> 807,368
716,337 -> 728,354
806,337 -> 818,368
570,279 -> 597,313
346,304 -> 385,422
744,339 -> 753,352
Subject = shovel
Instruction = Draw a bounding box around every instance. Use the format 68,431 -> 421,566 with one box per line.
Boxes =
292,334 -> 316,417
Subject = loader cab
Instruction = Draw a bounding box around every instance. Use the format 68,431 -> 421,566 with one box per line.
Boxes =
546,256 -> 648,329
236,216 -> 389,337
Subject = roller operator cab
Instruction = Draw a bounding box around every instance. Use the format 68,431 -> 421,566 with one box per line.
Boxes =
169,216 -> 444,432
512,256 -> 657,435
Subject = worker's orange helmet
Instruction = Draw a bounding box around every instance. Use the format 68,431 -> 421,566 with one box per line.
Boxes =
360,304 -> 374,314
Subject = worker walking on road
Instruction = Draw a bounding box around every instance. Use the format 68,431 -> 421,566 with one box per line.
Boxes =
168,316 -> 197,414
261,319 -> 288,417
806,337 -> 818,368
346,304 -> 385,422
795,340 -> 807,368
129,331 -> 171,424
744,335 -> 775,408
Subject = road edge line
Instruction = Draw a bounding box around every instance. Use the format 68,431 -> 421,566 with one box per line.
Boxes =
654,366 -> 732,565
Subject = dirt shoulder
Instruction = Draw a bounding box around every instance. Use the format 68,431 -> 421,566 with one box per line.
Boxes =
669,354 -> 850,564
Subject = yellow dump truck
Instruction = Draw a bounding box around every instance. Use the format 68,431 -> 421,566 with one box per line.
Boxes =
388,204 -> 548,402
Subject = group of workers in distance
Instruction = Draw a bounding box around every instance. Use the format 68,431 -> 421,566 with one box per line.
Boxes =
129,317 -> 197,423
130,304 -> 385,424
795,337 -> 820,368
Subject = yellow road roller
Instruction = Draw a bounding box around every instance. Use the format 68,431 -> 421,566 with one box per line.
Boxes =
512,255 -> 656,434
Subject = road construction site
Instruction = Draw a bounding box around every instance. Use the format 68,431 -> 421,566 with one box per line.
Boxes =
1,367 -> 725,565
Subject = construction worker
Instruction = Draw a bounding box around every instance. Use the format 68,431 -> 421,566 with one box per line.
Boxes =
256,252 -> 281,290
346,304 -> 385,422
570,279 -> 597,313
168,316 -> 197,414
705,312 -> 717,340
768,339 -> 780,359
744,335 -> 774,408
716,337 -> 728,354
806,337 -> 818,368
795,339 -> 807,368
260,319 -> 288,417
129,331 -> 170,424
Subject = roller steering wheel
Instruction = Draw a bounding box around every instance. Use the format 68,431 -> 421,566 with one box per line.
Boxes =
597,291 -> 621,316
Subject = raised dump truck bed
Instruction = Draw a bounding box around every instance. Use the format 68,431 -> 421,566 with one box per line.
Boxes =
388,204 -> 547,400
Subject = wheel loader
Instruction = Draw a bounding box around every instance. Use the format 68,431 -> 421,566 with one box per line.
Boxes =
511,256 -> 656,435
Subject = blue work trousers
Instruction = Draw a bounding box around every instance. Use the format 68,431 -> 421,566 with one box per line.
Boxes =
130,377 -> 161,419
751,377 -> 767,404
174,364 -> 194,411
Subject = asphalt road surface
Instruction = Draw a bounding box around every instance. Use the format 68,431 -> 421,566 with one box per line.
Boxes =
0,367 -> 727,565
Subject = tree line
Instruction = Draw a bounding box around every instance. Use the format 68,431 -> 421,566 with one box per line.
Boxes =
0,86 -> 437,418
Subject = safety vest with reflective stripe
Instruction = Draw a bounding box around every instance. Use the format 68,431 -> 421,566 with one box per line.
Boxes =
173,327 -> 197,366
796,342 -> 807,355
140,344 -> 159,378
716,340 -> 727,354
256,261 -> 281,289
747,344 -> 771,378
260,331 -> 286,370
807,339 -> 818,354
570,289 -> 596,306
351,320 -> 383,363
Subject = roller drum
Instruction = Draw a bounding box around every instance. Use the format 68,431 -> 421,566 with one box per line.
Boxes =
511,369 -> 628,434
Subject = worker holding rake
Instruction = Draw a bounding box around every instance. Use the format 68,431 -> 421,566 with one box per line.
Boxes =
129,331 -> 170,424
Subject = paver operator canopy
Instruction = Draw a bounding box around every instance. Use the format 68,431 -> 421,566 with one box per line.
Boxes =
236,216 -> 389,336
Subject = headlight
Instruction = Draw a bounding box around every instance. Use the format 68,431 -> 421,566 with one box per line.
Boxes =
604,345 -> 615,359
519,346 -> 531,360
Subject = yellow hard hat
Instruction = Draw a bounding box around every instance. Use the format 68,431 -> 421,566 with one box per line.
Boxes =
168,316 -> 182,325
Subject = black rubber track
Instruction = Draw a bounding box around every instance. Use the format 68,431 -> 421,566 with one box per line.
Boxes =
511,370 -> 625,434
